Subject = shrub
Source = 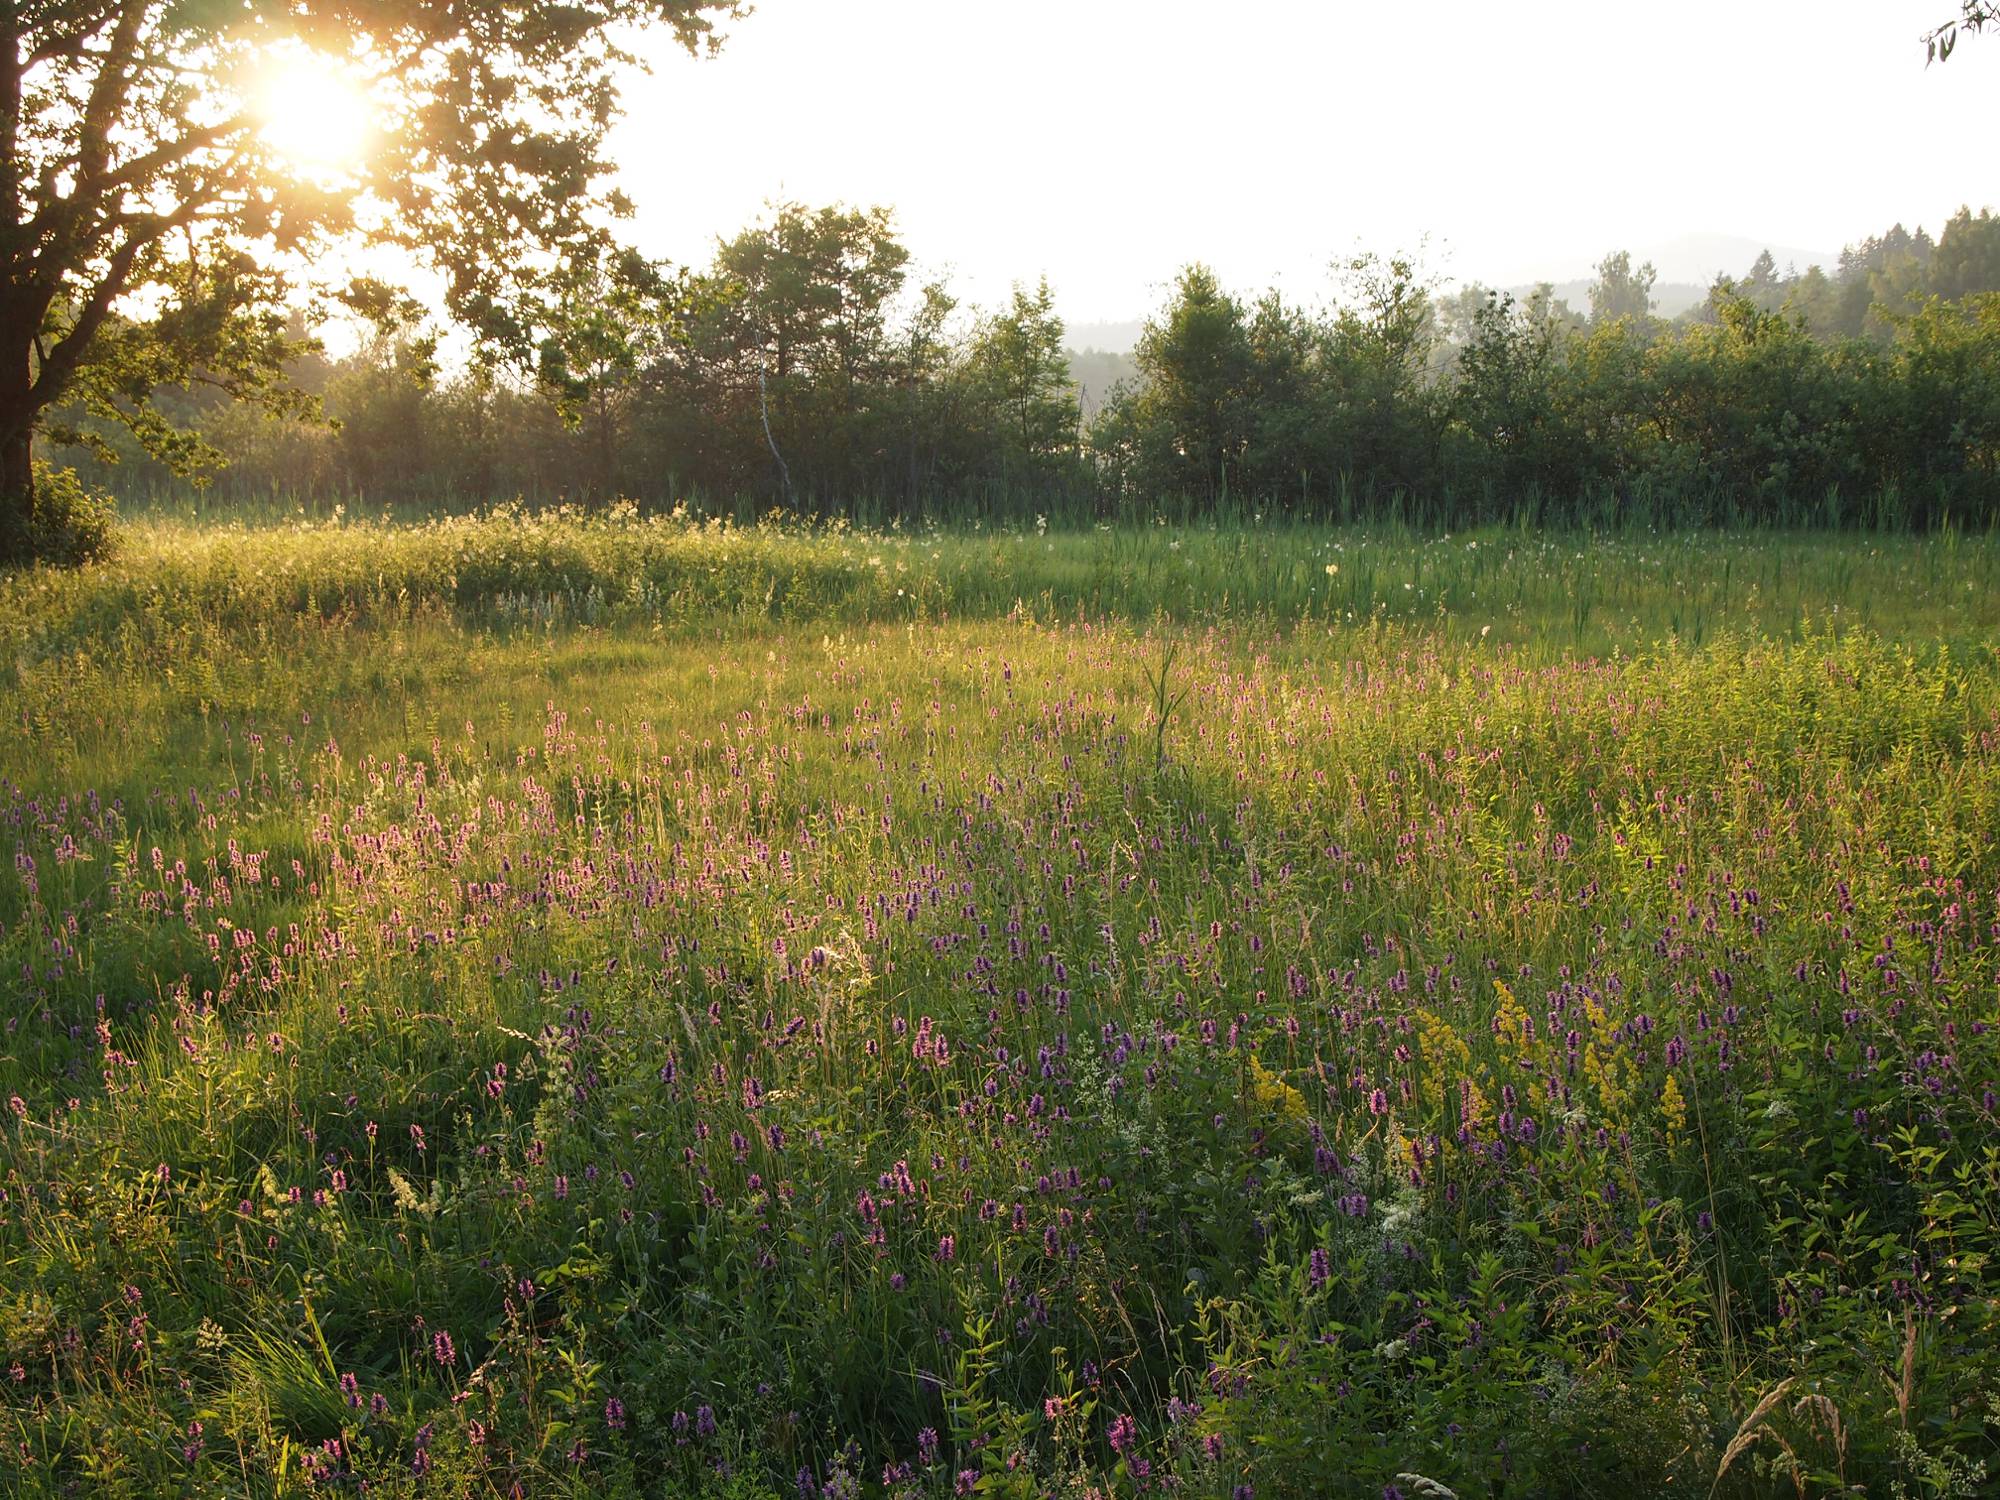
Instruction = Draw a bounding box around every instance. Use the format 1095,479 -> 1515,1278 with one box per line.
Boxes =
3,462 -> 119,568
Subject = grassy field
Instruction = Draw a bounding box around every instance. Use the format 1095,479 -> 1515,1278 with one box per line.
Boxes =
2,510 -> 1998,1497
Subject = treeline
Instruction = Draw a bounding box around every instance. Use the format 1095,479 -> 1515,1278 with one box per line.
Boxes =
60,203 -> 2000,528
1107,240 -> 2000,527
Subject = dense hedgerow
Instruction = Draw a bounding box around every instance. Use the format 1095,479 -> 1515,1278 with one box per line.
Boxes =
0,518 -> 1997,1497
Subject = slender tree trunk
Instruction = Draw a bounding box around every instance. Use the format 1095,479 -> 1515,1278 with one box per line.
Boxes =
759,364 -> 793,508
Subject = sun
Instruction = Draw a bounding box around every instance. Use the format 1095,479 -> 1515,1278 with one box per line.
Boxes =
255,53 -> 375,176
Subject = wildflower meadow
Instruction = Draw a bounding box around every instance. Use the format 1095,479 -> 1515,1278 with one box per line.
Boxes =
2,510 -> 1997,1498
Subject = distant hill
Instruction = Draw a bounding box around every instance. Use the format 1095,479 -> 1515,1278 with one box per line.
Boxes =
1065,320 -> 1146,355
1504,234 -> 1843,319
1629,232 -> 1840,285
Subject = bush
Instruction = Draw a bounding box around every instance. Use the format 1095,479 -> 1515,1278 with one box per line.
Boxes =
4,462 -> 119,568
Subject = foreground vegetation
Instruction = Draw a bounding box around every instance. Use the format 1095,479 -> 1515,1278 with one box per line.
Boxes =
3,511 -> 1998,1497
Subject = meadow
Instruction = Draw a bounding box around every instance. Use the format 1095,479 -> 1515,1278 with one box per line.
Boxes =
2,508 -> 1998,1498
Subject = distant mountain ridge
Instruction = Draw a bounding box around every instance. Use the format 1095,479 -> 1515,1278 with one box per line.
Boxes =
1069,234 -> 1847,352
1066,320 -> 1147,354
1610,232 -> 1842,286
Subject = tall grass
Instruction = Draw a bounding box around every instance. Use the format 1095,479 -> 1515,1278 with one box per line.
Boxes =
7,503 -> 1999,659
1,510 -> 1997,1497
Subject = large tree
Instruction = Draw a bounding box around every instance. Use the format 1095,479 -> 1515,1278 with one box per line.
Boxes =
1126,264 -> 1255,502
705,201 -> 912,497
1587,251 -> 1658,329
1,0 -> 737,559
967,277 -> 1079,477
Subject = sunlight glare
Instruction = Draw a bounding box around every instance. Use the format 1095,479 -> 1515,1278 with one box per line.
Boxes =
257,55 -> 374,175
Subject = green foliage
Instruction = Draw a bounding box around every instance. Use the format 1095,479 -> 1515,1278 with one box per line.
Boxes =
1449,290 -> 1622,499
1120,264 -> 1259,503
645,200 -> 1006,507
1587,250 -> 1660,328
2,461 -> 118,567
965,278 -> 1083,482
1090,265 -> 2000,527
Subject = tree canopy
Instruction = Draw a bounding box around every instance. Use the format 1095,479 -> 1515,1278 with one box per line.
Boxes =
0,0 -> 738,557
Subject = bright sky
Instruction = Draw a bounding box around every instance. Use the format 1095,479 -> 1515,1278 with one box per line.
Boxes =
611,0 -> 1996,325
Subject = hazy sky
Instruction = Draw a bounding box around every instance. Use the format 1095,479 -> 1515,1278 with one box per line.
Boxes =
613,0 -> 1992,325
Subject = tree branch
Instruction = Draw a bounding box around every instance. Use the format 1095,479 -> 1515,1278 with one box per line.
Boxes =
28,197 -> 205,410
77,0 -> 149,184
24,5 -> 124,68
1,20 -> 20,242
26,118 -> 252,309
1926,1 -> 1999,61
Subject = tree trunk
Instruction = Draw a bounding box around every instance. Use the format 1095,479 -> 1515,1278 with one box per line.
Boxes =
0,421 -> 31,563
2,308 -> 37,559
